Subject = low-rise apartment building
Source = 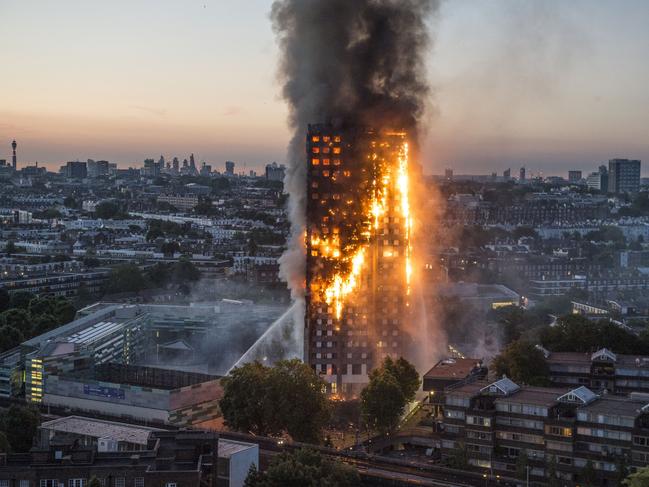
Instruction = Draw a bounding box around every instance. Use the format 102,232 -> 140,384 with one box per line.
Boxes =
441,377 -> 649,486
547,348 -> 649,394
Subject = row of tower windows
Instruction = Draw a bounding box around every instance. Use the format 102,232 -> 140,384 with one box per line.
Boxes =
312,158 -> 336,168
311,146 -> 342,155
311,135 -> 341,143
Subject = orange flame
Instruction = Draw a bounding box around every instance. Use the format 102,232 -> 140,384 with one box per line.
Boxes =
311,136 -> 411,319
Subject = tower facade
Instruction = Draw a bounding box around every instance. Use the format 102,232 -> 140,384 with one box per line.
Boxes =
11,140 -> 17,171
608,158 -> 641,194
305,123 -> 411,397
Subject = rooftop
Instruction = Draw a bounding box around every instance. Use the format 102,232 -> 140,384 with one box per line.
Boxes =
424,358 -> 483,380
40,416 -> 162,445
218,439 -> 257,459
495,387 -> 569,407
581,395 -> 647,418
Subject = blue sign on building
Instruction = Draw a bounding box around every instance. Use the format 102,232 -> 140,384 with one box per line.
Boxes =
83,384 -> 125,400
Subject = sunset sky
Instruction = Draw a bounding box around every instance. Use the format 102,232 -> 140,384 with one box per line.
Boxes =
1,0 -> 648,176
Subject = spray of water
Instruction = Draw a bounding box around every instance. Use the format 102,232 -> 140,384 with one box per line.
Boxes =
228,301 -> 303,372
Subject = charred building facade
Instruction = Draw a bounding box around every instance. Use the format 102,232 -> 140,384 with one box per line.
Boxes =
305,123 -> 412,396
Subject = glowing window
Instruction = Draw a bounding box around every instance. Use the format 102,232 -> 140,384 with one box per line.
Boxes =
312,147 -> 320,154
322,159 -> 330,166
312,158 -> 320,165
312,136 -> 320,142
323,136 -> 330,142
323,170 -> 330,177
333,159 -> 341,166
322,147 -> 330,154
343,170 -> 351,177
333,147 -> 341,154
334,136 -> 341,142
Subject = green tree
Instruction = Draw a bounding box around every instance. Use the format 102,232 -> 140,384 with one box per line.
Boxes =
63,196 -> 79,209
491,340 -> 550,386
161,241 -> 180,257
34,208 -> 62,219
243,464 -> 262,487
220,360 -> 329,443
541,315 -> 649,354
616,454 -> 631,485
106,264 -> 149,294
52,297 -> 76,324
244,449 -> 359,487
10,291 -> 35,309
94,201 -> 128,219
0,289 -> 10,313
194,197 -> 218,216
515,449 -> 529,481
361,368 -> 405,433
87,477 -> 101,487
581,459 -> 597,487
546,454 -> 560,487
220,362 -> 280,437
31,314 -> 58,336
4,241 -> 17,254
147,263 -> 171,287
2,309 -> 32,336
0,405 -> 40,452
624,466 -> 649,486
0,326 -> 24,353
447,442 -> 468,469
172,258 -> 201,283
268,359 -> 330,444
382,356 -> 421,402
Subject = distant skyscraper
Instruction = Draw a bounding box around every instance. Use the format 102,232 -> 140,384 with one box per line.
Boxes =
11,140 -> 17,171
444,168 -> 453,181
200,162 -> 212,176
143,158 -> 161,178
608,158 -> 641,194
519,167 -> 526,181
87,159 -> 110,178
65,161 -> 87,179
598,165 -> 609,191
190,153 -> 196,169
586,171 -> 602,190
568,170 -> 583,184
225,161 -> 235,175
172,157 -> 180,173
504,168 -> 511,180
265,162 -> 286,182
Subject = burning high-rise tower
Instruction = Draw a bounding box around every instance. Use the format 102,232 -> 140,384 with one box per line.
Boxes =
272,0 -> 437,393
305,122 -> 412,395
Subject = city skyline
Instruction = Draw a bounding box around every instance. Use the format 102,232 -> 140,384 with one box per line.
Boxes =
2,0 -> 649,175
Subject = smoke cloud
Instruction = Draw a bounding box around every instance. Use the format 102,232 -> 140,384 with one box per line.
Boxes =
273,0 -> 438,305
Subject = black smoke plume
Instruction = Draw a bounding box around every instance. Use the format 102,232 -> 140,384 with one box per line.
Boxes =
272,0 -> 437,300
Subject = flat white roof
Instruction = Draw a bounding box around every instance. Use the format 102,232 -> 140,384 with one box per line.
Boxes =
40,415 -> 162,445
219,439 -> 257,458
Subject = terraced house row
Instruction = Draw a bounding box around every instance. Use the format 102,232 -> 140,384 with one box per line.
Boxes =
441,377 -> 649,486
